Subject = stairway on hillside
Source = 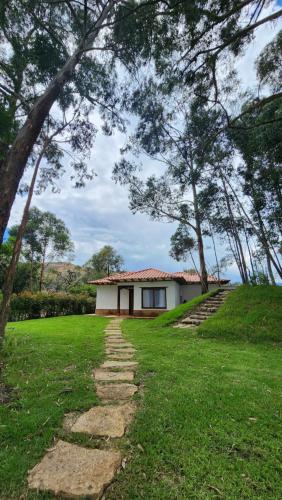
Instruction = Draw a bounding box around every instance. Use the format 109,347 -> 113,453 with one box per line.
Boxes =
175,288 -> 234,328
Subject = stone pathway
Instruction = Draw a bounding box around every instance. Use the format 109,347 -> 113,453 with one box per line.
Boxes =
28,317 -> 138,498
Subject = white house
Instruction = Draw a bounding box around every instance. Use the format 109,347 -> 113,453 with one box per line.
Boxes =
90,268 -> 229,317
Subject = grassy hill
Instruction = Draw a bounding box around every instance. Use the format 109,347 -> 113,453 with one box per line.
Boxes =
197,285 -> 282,344
107,286 -> 282,499
152,285 -> 282,344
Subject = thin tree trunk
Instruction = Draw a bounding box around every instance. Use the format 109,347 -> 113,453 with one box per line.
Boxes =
254,207 -> 276,285
228,233 -> 244,282
222,172 -> 282,279
192,186 -> 208,293
0,1 -> 114,244
221,177 -> 249,283
30,253 -> 34,291
266,254 -> 276,285
243,226 -> 255,277
208,219 -> 221,284
39,245 -> 47,292
0,145 -> 46,342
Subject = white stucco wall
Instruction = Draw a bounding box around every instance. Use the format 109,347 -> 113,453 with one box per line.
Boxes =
95,285 -> 117,310
180,283 -> 218,302
96,281 -> 218,312
96,280 -> 180,311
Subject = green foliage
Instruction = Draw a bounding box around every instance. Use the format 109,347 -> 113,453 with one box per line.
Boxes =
85,245 -> 124,276
256,30 -> 282,93
170,224 -> 196,262
8,291 -> 95,322
249,272 -> 270,286
0,238 -> 38,293
68,283 -> 97,297
0,315 -> 108,498
198,285 -> 282,343
9,206 -> 74,291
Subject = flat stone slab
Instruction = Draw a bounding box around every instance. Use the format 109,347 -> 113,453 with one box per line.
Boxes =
28,440 -> 121,498
101,360 -> 138,370
106,342 -> 133,348
106,347 -> 136,354
106,338 -> 129,343
71,403 -> 136,438
108,353 -> 135,360
106,337 -> 124,342
96,383 -> 138,401
93,369 -> 135,382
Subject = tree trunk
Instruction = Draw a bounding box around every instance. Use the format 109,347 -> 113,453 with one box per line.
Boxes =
226,229 -> 246,282
208,220 -> 221,284
222,172 -> 282,279
266,254 -> 276,286
254,205 -> 277,285
0,145 -> 45,343
39,248 -> 47,292
191,180 -> 208,294
0,1 -> 114,244
30,253 -> 34,291
221,177 -> 249,284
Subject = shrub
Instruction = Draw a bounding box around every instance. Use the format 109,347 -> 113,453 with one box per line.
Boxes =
8,291 -> 96,322
68,284 -> 97,297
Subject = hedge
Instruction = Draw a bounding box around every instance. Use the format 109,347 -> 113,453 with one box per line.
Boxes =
8,291 -> 96,322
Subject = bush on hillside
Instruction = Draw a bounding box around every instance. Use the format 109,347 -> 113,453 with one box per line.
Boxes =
68,284 -> 97,297
8,291 -> 96,322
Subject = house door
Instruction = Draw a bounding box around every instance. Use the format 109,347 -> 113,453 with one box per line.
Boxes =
128,288 -> 134,315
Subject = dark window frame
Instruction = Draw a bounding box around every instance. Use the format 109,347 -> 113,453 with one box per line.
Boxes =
141,287 -> 167,309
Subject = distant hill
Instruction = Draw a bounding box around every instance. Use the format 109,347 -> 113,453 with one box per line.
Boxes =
45,262 -> 83,273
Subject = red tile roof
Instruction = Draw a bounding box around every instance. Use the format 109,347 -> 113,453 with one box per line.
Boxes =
89,268 -> 229,285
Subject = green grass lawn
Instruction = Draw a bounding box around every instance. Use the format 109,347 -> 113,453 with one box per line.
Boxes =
1,287 -> 281,499
107,286 -> 282,499
0,315 -> 108,499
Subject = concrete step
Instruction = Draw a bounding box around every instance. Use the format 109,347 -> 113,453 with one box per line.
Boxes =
182,318 -> 202,325
200,306 -> 218,311
190,313 -> 210,319
206,299 -> 224,304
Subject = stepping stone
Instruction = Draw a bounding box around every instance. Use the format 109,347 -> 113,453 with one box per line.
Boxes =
101,360 -> 138,370
106,340 -> 132,346
106,347 -> 136,354
96,383 -> 138,401
28,440 -> 121,498
93,369 -> 135,382
108,353 -> 135,360
106,343 -> 133,349
71,403 -> 136,438
106,336 -> 124,342
106,338 -> 128,343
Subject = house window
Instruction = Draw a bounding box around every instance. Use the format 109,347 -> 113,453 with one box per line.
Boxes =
142,288 -> 167,309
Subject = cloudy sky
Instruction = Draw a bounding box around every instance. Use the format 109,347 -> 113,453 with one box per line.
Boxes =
8,2 -> 282,282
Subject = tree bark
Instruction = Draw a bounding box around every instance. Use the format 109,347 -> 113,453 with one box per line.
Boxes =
0,144 -> 46,343
221,177 -> 249,283
191,179 -> 208,293
222,172 -> 282,279
208,219 -> 221,284
266,253 -> 276,286
0,1 -> 114,244
39,248 -> 47,292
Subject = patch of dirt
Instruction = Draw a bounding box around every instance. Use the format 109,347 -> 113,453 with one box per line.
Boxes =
143,371 -> 156,378
0,383 -> 13,405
